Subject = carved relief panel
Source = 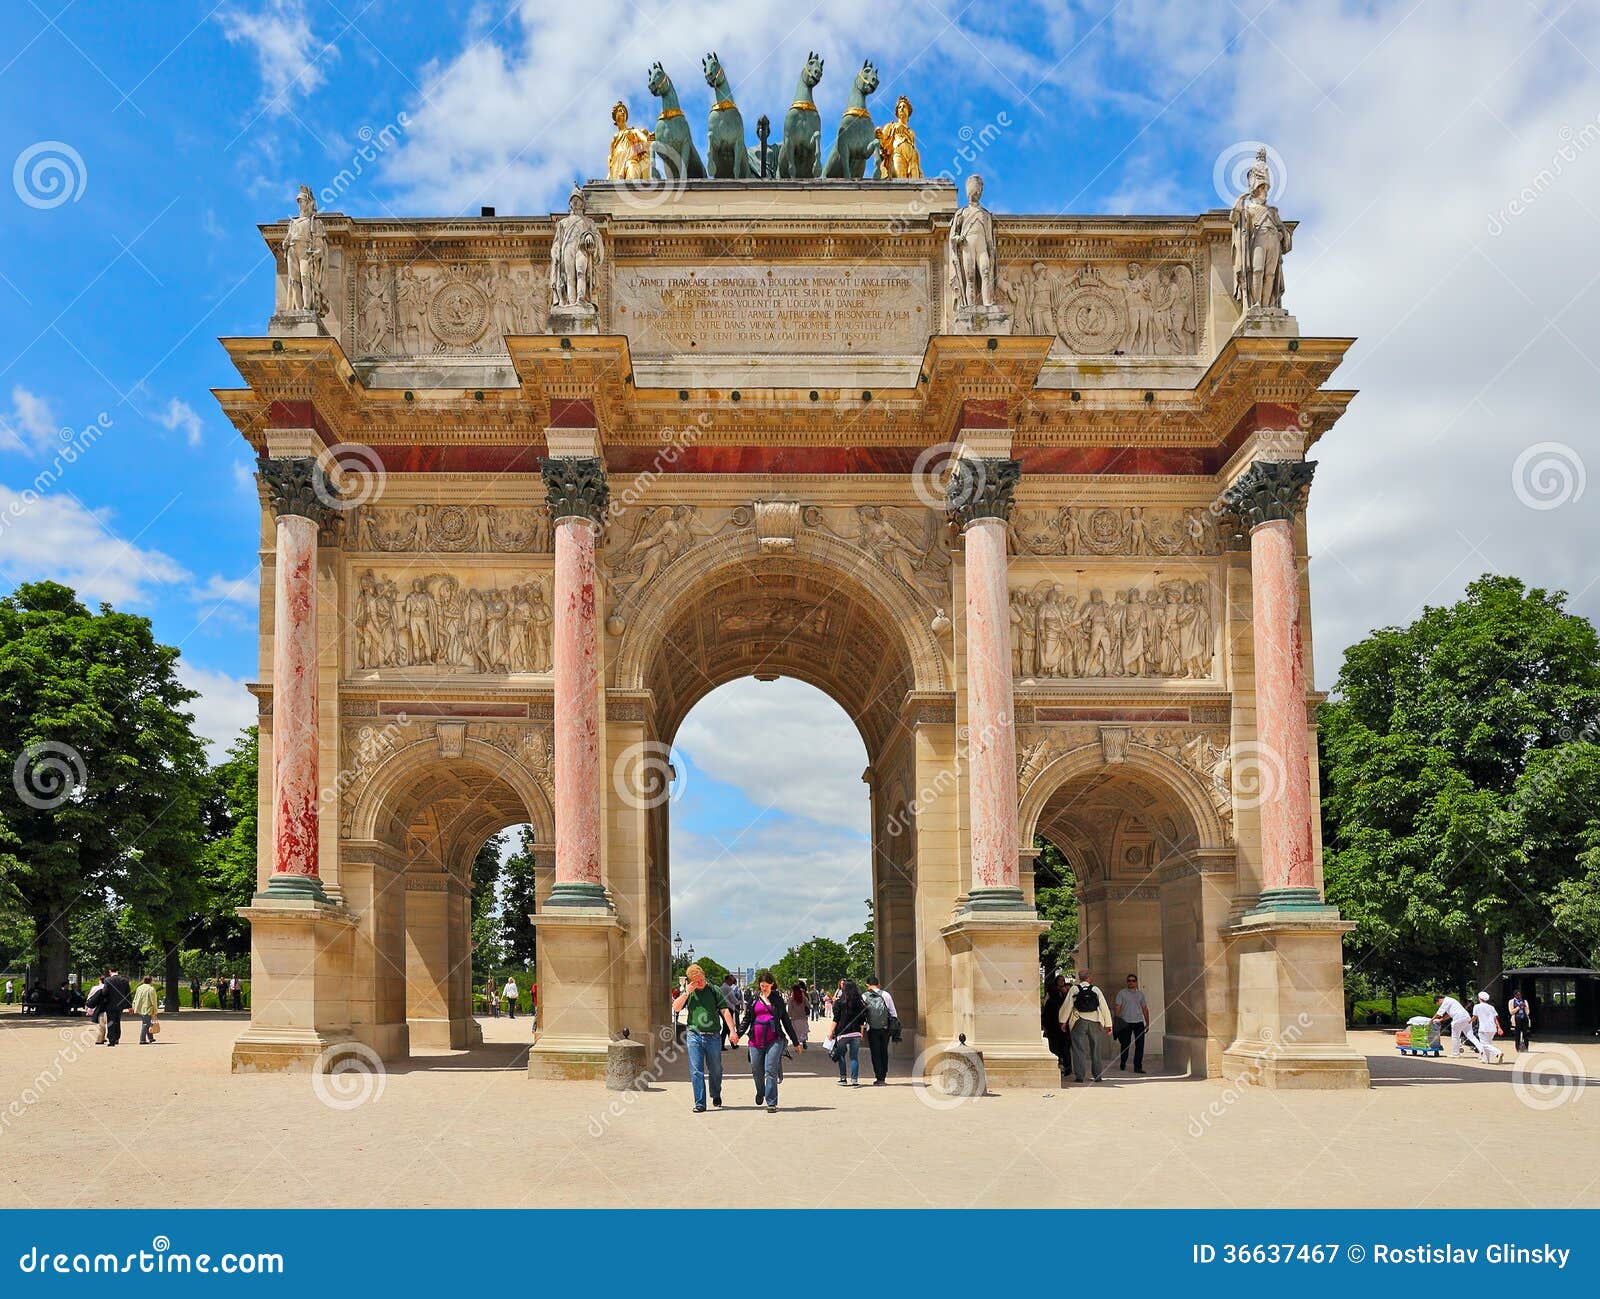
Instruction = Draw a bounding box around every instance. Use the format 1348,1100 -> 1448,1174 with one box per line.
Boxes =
355,258 -> 549,358
349,568 -> 553,674
354,502 -> 552,554
1009,571 -> 1218,682
999,259 -> 1200,358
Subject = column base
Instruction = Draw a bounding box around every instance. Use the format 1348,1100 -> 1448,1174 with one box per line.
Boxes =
527,908 -> 625,1081
256,872 -> 331,904
544,881 -> 610,908
1221,908 -> 1370,1091
231,897 -> 357,1074
1248,887 -> 1330,915
963,886 -> 1030,913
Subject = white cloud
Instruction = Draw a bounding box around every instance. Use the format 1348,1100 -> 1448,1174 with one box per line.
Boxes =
218,0 -> 334,115
1198,2 -> 1600,682
176,661 -> 257,761
156,397 -> 205,447
0,487 -> 189,607
380,1 -> 1046,214
0,386 -> 59,454
675,678 -> 869,829
190,571 -> 258,607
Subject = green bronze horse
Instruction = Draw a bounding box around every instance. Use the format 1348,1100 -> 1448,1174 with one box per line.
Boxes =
822,59 -> 880,179
647,62 -> 706,180
777,51 -> 825,179
701,51 -> 753,179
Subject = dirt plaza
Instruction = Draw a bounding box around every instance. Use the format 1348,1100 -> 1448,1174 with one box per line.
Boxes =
2,1008 -> 1594,1210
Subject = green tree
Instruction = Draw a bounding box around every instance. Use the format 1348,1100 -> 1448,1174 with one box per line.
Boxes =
470,831 -> 506,973
1321,575 -> 1600,995
1034,837 -> 1078,976
191,728 -> 260,962
693,954 -> 728,984
498,826 -> 538,971
846,901 -> 875,983
771,935 -> 850,990
0,582 -> 208,987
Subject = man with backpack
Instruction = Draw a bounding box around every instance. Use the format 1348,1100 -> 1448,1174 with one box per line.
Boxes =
862,975 -> 898,1085
1058,969 -> 1113,1083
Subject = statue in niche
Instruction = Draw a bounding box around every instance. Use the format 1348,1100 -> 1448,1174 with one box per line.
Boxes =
550,188 -> 604,310
1230,147 -> 1291,310
948,174 -> 997,310
283,185 -> 327,317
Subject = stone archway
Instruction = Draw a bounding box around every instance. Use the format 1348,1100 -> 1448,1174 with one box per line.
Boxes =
340,736 -> 554,1060
1020,741 -> 1237,1076
604,532 -> 952,1053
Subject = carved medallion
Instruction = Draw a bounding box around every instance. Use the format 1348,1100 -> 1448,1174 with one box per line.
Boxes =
428,278 -> 490,347
1058,283 -> 1126,353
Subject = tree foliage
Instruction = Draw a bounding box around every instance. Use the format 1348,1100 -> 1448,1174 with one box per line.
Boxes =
771,935 -> 851,990
1034,837 -> 1079,976
1321,575 -> 1600,995
0,582 -> 208,987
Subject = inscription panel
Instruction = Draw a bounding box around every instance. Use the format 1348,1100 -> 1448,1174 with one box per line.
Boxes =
612,263 -> 931,355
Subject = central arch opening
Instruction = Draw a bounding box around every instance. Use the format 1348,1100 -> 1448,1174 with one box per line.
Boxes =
621,547 -> 943,1054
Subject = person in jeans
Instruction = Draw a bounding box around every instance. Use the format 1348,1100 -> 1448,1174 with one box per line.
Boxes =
827,978 -> 868,1086
862,975 -> 896,1085
673,964 -> 739,1112
132,975 -> 160,1044
1059,969 -> 1113,1082
739,971 -> 800,1111
1507,988 -> 1532,1053
1113,973 -> 1150,1073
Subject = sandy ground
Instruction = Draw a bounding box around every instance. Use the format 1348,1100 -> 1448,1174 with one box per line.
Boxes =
1,1006 -> 1596,1209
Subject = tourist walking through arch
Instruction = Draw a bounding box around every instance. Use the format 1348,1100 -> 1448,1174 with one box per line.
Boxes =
739,971 -> 800,1111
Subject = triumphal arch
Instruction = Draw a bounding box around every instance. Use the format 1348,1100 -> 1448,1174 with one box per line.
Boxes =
217,122 -> 1368,1088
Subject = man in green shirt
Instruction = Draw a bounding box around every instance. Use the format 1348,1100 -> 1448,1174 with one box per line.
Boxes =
673,964 -> 739,1112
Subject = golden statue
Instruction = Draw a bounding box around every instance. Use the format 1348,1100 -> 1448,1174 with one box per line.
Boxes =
874,95 -> 922,179
607,101 -> 654,180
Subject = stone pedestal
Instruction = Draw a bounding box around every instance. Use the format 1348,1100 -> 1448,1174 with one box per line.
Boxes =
230,899 -> 357,1072
953,304 -> 1012,335
267,310 -> 326,338
549,302 -> 600,336
1236,307 -> 1299,338
940,911 -> 1058,1086
1221,909 -> 1371,1089
605,1035 -> 647,1090
527,909 -> 625,1080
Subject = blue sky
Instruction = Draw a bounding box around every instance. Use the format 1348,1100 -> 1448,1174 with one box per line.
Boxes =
3,1 -> 1597,965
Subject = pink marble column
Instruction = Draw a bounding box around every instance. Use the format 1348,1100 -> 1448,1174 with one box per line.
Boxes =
949,456 -> 1026,909
258,457 -> 337,901
1224,459 -> 1323,909
543,457 -> 610,908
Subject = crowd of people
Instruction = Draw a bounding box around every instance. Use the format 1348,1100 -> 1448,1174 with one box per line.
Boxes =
1432,990 -> 1529,1062
1041,971 -> 1150,1084
670,967 -> 901,1112
9,969 -> 245,1029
